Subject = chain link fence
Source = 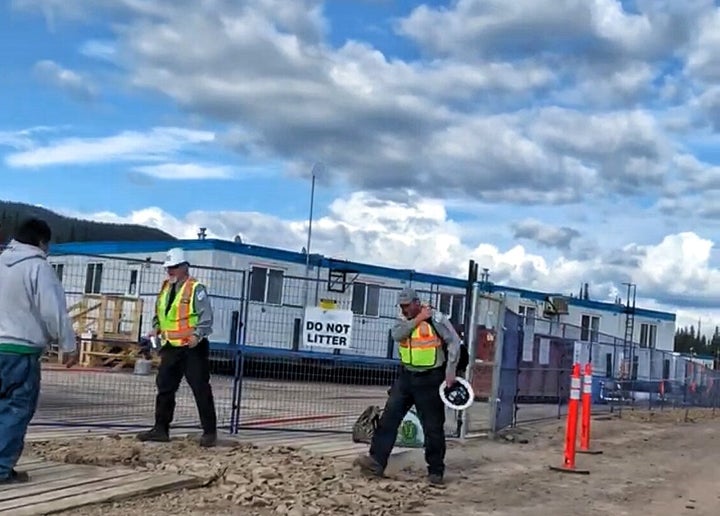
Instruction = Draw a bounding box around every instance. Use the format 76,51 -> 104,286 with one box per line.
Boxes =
460,282 -> 720,436
236,270 -> 401,433
15,249 -> 469,436
35,253 -> 242,430
4,242 -> 717,437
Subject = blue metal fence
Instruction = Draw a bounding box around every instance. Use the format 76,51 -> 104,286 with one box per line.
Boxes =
492,308 -> 522,432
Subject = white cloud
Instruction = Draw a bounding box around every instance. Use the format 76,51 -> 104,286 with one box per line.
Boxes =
15,0 -> 688,204
0,126 -> 65,151
33,60 -> 97,101
398,0 -> 706,63
0,131 -> 38,151
4,127 -> 215,168
79,40 -> 117,62
59,192 -> 720,324
132,163 -> 234,180
511,219 -> 581,250
635,232 -> 720,307
685,8 -> 720,82
12,0 -> 720,336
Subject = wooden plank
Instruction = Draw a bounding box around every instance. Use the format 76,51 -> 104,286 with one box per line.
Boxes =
10,462 -> 79,474
25,430 -> 122,441
0,471 -> 92,498
303,442 -> 363,454
238,430 -> 316,442
10,472 -> 204,516
255,436 -> 331,448
0,469 -> 133,502
15,457 -> 46,467
328,449 -> 368,460
0,464 -> 85,492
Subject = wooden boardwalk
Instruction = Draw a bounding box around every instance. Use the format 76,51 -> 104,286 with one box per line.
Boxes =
1,456 -> 204,516
0,427 -> 424,514
25,425 -> 413,461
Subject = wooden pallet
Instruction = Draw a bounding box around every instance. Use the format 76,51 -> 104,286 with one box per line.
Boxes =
1,457 -> 204,515
41,294 -> 148,369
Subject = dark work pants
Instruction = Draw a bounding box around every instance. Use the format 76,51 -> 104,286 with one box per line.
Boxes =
154,339 -> 217,434
369,367 -> 446,476
0,354 -> 40,479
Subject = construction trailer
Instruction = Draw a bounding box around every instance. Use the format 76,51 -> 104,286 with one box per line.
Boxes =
45,239 -> 676,376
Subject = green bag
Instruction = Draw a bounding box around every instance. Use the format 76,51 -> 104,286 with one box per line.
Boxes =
396,406 -> 424,448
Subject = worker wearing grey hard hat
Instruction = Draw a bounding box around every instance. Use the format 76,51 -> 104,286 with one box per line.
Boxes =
354,287 -> 463,485
136,247 -> 218,447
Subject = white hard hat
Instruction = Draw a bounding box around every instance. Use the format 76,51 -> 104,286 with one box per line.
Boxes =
163,247 -> 188,268
439,377 -> 474,411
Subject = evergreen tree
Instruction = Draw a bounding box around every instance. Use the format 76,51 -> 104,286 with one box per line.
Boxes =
0,200 -> 176,244
674,325 -> 716,355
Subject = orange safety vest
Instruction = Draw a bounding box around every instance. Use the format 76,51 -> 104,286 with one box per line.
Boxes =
399,321 -> 442,369
155,277 -> 200,346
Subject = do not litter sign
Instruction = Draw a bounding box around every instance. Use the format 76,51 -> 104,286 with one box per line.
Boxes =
303,306 -> 353,349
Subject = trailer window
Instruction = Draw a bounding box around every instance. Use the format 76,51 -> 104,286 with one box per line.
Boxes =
351,282 -> 380,317
580,315 -> 600,342
439,293 -> 465,325
249,266 -> 284,304
639,323 -> 657,348
51,263 -> 64,283
84,263 -> 103,294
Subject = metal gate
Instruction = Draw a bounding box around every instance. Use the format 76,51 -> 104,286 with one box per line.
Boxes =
491,308 -> 522,432
460,283 -> 525,437
31,255 -> 246,432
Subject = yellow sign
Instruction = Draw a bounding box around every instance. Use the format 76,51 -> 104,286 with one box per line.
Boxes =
319,298 -> 337,310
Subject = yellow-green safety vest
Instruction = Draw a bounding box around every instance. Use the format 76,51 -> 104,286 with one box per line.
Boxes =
155,278 -> 200,346
399,321 -> 442,368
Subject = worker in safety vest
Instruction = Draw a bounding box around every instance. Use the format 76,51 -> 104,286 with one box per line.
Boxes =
354,287 -> 462,485
136,247 -> 217,447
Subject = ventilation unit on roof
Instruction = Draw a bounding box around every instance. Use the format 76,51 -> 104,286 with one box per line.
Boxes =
543,296 -> 570,317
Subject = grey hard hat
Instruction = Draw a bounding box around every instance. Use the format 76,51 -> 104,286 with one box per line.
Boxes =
397,287 -> 419,305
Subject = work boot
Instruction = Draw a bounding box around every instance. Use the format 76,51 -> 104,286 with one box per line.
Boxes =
0,469 -> 29,485
199,432 -> 217,448
136,427 -> 170,442
353,454 -> 384,478
427,473 -> 444,486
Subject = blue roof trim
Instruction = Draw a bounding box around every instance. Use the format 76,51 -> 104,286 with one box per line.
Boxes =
485,283 -> 674,321
49,239 -> 675,322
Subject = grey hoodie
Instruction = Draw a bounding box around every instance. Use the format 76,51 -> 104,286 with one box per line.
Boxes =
0,240 -> 77,354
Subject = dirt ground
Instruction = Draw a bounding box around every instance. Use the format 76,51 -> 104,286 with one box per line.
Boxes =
26,407 -> 720,516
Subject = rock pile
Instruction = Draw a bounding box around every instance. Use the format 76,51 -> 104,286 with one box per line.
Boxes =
29,435 -> 436,515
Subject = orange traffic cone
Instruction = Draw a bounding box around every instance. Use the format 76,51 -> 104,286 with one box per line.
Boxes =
549,363 -> 590,475
578,363 -> 603,455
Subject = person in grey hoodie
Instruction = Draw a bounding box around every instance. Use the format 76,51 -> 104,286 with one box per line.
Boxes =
0,218 -> 78,484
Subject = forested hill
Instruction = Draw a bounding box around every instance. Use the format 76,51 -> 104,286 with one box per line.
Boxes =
0,201 -> 176,244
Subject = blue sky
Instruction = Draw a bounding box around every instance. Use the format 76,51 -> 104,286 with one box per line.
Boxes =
1,3 -> 333,219
3,0 -> 720,331
0,0 -> 448,220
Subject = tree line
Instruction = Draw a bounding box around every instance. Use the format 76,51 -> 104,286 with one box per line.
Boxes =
674,325 -> 720,356
0,200 -> 175,244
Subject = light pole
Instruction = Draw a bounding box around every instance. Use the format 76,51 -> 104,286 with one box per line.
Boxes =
304,162 -> 324,307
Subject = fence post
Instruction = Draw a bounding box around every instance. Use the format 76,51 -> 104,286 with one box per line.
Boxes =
578,362 -> 602,455
460,282 -> 480,439
229,270 -> 248,434
550,363 -> 589,474
488,295 -> 506,437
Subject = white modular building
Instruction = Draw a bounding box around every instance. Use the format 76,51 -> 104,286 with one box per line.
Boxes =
47,239 -> 677,373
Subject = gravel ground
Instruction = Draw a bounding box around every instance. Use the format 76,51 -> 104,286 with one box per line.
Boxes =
25,407 -> 720,516
28,435 -> 442,516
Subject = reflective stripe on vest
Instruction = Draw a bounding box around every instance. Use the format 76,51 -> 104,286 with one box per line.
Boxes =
399,321 -> 441,368
155,278 -> 200,347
